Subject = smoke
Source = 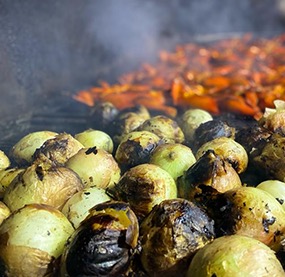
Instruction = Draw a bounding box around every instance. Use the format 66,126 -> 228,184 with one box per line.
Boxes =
85,1 -> 162,61
84,0 -> 283,62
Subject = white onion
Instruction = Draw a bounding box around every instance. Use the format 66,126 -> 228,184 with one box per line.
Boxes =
62,186 -> 111,229
75,129 -> 114,153
179,108 -> 213,143
66,147 -> 121,189
0,168 -> 24,198
3,161 -> 84,212
9,131 -> 58,165
150,143 -> 196,180
196,137 -> 248,174
257,179 -> 285,210
0,204 -> 74,277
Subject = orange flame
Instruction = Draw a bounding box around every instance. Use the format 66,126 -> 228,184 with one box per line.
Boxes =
74,34 -> 285,119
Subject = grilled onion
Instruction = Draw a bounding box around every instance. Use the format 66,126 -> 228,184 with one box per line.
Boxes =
74,129 -> 114,153
3,160 -> 84,212
89,101 -> 119,132
178,108 -> 213,144
0,201 -> 10,226
0,204 -> 74,277
115,130 -> 161,171
0,168 -> 24,198
140,198 -> 215,276
136,115 -> 184,144
0,150 -> 10,170
257,179 -> 285,210
177,150 -> 242,204
251,133 -> 285,181
61,186 -> 111,229
109,164 -> 177,219
9,130 -> 58,166
195,136 -> 248,174
193,119 -> 235,151
33,132 -> 84,165
111,111 -> 148,145
187,235 -> 285,277
259,99 -> 285,135
60,201 -> 139,277
149,143 -> 196,181
65,147 -> 121,189
207,186 -> 285,251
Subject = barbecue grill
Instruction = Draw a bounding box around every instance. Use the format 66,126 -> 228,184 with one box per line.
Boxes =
2,1 -> 285,276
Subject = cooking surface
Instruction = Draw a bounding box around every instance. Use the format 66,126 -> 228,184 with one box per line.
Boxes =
0,0 -> 285,153
0,96 -> 91,153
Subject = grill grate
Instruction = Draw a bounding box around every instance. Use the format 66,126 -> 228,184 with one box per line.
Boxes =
0,97 -> 92,154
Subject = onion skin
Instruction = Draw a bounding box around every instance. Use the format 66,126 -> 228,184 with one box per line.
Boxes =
207,186 -> 285,251
3,161 -> 84,212
115,130 -> 161,171
110,164 -> 177,220
0,204 -> 74,277
65,147 -> 121,189
257,180 -> 285,210
60,201 -> 139,277
61,186 -> 111,229
140,198 -> 215,276
149,143 -> 196,181
195,136 -> 248,174
178,108 -> 213,144
187,235 -> 285,277
75,129 -> 114,153
136,115 -> 185,144
33,132 -> 84,165
177,150 -> 242,205
9,131 -> 58,166
0,168 -> 25,198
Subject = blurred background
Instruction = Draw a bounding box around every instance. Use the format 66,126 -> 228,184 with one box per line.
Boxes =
0,0 -> 285,118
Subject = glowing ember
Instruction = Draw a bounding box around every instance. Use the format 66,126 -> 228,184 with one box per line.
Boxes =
74,34 -> 285,119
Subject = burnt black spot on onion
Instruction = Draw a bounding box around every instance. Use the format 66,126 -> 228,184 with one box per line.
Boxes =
33,133 -> 83,165
35,166 -> 44,181
89,101 -> 119,133
205,186 -> 285,251
0,257 -> 7,277
277,198 -> 284,205
85,146 -> 97,155
177,150 -> 242,207
61,201 -> 139,277
115,131 -> 161,172
262,216 -> 276,233
139,198 -> 215,276
193,119 -> 235,151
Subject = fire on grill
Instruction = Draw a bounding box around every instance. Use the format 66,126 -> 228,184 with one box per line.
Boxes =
2,33 -> 285,276
74,34 -> 285,120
